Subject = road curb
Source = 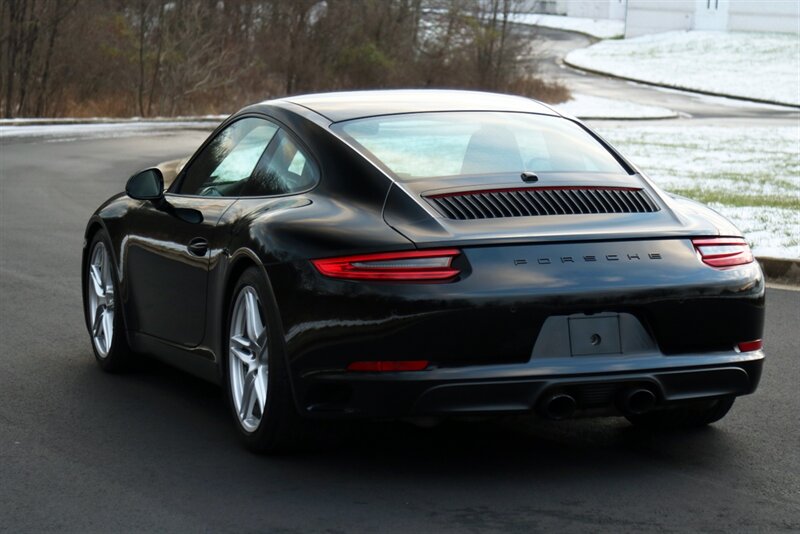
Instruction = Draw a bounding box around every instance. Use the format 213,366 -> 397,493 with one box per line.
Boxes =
758,257 -> 800,286
576,113 -> 680,121
561,57 -> 800,110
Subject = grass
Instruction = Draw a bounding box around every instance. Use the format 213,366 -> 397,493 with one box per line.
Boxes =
598,124 -> 800,257
671,189 -> 800,210
599,125 -> 799,208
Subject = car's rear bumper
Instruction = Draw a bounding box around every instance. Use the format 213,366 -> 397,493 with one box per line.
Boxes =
296,350 -> 764,418
272,239 -> 765,378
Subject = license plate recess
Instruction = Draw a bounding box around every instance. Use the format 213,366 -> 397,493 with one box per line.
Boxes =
568,315 -> 622,356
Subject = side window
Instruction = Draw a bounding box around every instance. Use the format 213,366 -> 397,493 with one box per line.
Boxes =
239,130 -> 319,197
176,118 -> 278,196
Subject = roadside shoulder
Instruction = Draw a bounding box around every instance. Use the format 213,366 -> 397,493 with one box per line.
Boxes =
759,257 -> 800,286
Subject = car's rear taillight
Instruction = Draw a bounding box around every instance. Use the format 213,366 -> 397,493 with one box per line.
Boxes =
312,249 -> 460,281
692,237 -> 754,268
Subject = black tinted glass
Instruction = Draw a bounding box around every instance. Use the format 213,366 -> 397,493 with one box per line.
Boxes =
239,130 -> 319,197
177,118 -> 278,196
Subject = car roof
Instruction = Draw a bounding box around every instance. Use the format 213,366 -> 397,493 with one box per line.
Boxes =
266,89 -> 560,123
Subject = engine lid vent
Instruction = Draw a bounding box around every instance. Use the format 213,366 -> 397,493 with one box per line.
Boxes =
426,186 -> 660,220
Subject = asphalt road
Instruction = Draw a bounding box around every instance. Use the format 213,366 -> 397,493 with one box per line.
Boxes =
0,126 -> 798,533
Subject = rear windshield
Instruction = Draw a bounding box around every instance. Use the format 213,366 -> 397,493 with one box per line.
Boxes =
334,111 -> 626,180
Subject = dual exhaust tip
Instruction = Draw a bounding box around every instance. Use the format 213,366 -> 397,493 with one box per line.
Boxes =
538,387 -> 657,420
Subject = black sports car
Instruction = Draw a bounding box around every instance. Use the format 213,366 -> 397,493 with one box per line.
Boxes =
82,90 -> 765,452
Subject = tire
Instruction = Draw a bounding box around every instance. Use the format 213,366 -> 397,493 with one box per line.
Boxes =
224,266 -> 303,453
83,230 -> 132,372
626,396 -> 735,429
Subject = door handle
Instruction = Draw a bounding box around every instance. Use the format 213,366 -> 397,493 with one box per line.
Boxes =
187,237 -> 209,257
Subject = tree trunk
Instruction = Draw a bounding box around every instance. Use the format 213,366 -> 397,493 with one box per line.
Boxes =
35,0 -> 74,116
146,3 -> 165,117
15,0 -> 42,116
137,0 -> 146,117
4,0 -> 24,118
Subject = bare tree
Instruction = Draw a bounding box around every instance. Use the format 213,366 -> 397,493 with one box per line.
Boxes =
0,0 -> 567,118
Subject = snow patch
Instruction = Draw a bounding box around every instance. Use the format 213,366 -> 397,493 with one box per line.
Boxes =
0,121 -> 218,141
0,115 -> 226,125
566,31 -> 800,106
708,205 -> 800,259
599,124 -> 800,259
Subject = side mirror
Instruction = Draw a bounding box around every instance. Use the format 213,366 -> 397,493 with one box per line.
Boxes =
126,168 -> 164,201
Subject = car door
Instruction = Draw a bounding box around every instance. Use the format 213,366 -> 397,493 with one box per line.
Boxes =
124,117 -> 279,346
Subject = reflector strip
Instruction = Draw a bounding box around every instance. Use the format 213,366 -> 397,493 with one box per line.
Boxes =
347,360 -> 429,372
737,340 -> 763,352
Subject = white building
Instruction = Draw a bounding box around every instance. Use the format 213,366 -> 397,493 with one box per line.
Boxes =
527,0 -> 800,37
546,0 -> 628,21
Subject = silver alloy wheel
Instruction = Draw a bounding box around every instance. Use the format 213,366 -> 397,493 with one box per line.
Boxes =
87,241 -> 114,358
229,286 -> 269,432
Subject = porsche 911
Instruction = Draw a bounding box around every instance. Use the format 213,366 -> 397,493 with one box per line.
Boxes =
82,90 -> 765,452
